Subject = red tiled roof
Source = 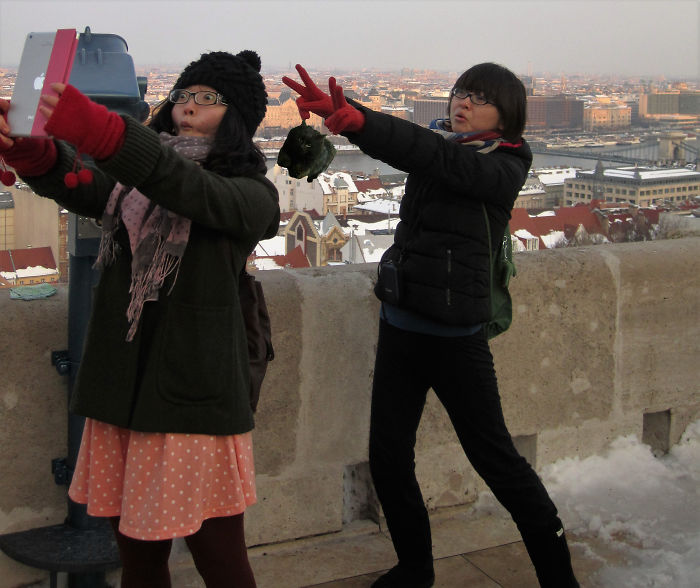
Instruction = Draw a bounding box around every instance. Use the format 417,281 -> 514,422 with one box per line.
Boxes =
510,205 -> 603,239
0,250 -> 11,272
280,209 -> 323,222
354,178 -> 384,192
248,244 -> 311,270
274,244 -> 310,268
0,247 -> 57,272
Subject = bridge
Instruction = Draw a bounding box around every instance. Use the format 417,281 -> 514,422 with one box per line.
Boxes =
530,137 -> 698,166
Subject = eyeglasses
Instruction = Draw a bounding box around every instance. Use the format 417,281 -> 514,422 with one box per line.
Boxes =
168,89 -> 228,106
451,88 -> 493,106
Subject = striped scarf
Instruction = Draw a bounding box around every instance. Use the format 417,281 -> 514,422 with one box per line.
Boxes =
95,133 -> 212,341
429,119 -> 522,151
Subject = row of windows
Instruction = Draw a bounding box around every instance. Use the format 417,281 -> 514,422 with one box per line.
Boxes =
574,184 -> 698,197
573,178 -> 700,188
326,196 -> 356,203
567,191 -> 692,204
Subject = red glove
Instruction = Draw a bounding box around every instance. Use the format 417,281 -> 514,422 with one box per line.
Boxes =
44,84 -> 125,160
324,78 -> 365,135
282,64 -> 334,120
0,99 -> 57,182
1,137 -> 57,180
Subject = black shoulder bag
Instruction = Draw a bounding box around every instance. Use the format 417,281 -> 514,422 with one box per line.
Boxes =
238,270 -> 275,412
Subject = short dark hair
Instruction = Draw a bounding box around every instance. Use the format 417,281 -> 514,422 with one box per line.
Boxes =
148,99 -> 266,177
449,62 -> 527,141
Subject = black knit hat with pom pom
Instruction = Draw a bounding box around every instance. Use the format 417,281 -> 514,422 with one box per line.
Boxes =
173,50 -> 267,136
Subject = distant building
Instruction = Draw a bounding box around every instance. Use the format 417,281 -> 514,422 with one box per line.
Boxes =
526,95 -> 584,131
283,211 -> 348,266
514,185 -> 548,210
411,98 -> 448,126
509,202 -> 671,248
528,167 -> 580,208
510,205 -> 605,250
0,246 -> 59,286
0,191 -> 14,251
317,172 -> 360,216
258,92 -> 324,137
266,165 -> 325,214
639,90 -> 700,124
0,182 -> 66,281
583,103 -> 631,131
640,90 -> 700,116
380,105 -> 412,121
564,163 -> 700,207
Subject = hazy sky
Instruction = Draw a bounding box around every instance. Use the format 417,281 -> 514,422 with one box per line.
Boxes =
0,0 -> 698,77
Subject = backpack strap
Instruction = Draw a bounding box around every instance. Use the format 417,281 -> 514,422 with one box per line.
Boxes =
481,203 -> 516,339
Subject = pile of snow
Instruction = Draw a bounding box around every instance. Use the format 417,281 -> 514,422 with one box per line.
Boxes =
475,420 -> 700,587
544,421 -> 700,587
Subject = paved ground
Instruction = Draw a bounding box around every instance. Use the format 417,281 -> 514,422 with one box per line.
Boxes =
166,505 -> 629,587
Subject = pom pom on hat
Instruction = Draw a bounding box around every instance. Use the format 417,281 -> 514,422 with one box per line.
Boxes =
173,50 -> 268,136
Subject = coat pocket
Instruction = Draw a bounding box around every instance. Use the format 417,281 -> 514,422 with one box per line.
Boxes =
157,301 -> 234,405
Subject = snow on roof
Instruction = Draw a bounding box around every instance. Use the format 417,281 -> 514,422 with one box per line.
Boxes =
16,265 -> 58,278
353,198 -> 400,215
540,231 -> 566,249
519,186 -> 546,195
537,168 -> 579,186
346,217 -> 400,236
578,166 -> 700,181
252,257 -> 284,271
341,233 -> 394,263
254,235 -> 286,257
360,235 -> 393,262
356,189 -> 387,204
316,171 -> 358,195
514,228 -> 537,239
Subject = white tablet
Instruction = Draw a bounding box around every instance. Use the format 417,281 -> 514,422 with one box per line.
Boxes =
8,29 -> 78,137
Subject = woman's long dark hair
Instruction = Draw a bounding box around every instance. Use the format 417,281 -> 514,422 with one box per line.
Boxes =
148,100 -> 266,177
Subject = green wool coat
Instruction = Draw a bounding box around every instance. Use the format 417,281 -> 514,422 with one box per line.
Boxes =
24,117 -> 280,435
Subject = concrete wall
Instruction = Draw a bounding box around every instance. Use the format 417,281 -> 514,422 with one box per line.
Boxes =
1,237 -> 699,585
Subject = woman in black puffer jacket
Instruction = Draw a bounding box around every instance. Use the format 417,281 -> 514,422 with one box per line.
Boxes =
284,63 -> 579,588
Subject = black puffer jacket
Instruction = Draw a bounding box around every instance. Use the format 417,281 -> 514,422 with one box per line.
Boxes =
344,106 -> 531,326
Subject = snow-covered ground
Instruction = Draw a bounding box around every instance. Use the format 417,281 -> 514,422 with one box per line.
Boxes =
476,420 -> 700,587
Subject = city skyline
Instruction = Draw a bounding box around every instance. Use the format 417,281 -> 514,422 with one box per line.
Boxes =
0,0 -> 698,78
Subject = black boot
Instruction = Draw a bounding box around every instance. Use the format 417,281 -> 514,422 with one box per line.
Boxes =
521,527 -> 580,588
371,565 -> 435,588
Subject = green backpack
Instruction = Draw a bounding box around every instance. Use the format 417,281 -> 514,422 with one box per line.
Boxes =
482,204 -> 516,339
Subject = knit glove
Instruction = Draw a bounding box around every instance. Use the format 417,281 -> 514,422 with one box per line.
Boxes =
1,137 -> 58,182
324,78 -> 365,135
0,99 -> 57,183
44,84 -> 125,160
282,64 -> 334,120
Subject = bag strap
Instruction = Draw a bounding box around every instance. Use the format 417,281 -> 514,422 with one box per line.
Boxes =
482,202 -> 494,294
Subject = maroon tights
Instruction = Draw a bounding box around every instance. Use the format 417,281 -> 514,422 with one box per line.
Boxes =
109,514 -> 256,588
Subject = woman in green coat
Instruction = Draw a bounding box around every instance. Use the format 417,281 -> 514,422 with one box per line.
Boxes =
1,50 -> 279,587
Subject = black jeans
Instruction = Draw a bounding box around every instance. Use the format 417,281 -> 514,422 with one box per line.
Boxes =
369,319 -> 563,572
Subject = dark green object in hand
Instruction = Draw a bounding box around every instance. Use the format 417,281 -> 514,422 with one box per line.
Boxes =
277,121 -> 336,182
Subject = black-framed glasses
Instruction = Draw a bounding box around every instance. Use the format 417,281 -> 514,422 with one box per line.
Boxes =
168,89 -> 228,106
451,88 -> 493,106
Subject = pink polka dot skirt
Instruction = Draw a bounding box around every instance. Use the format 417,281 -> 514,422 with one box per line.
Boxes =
69,418 -> 257,541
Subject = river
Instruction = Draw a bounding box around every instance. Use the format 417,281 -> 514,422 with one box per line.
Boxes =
266,137 -> 698,175
267,150 -> 634,175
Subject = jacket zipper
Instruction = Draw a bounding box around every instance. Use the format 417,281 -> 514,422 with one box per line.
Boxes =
446,248 -> 452,305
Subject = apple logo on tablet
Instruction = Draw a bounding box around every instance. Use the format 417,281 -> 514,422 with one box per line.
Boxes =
34,73 -> 46,90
